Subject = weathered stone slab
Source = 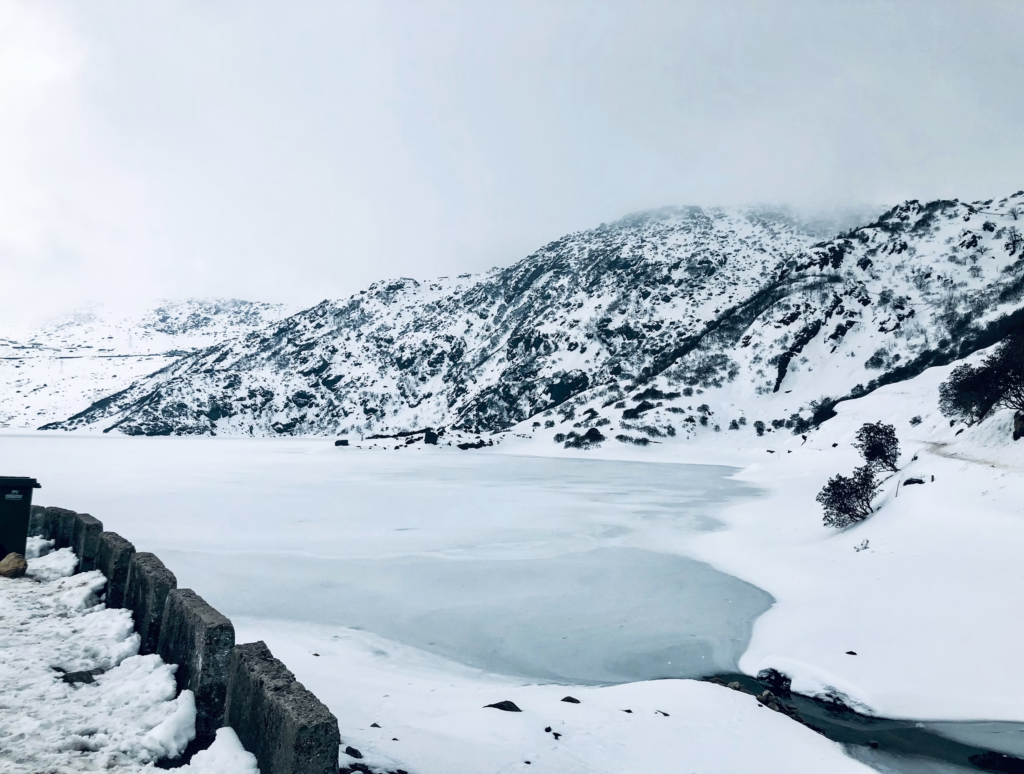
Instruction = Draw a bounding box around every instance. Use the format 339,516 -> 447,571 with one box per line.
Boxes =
72,513 -> 103,572
46,507 -> 78,550
225,641 -> 340,774
28,505 -> 47,537
96,532 -> 136,608
124,552 -> 177,655
158,588 -> 235,743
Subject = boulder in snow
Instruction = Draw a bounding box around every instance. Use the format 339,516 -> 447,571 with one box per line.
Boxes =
0,552 -> 27,578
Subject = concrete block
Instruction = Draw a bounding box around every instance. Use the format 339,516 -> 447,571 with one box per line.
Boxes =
28,505 -> 47,537
96,532 -> 136,608
225,641 -> 340,774
124,552 -> 177,655
158,589 -> 235,743
47,507 -> 78,550
72,513 -> 103,572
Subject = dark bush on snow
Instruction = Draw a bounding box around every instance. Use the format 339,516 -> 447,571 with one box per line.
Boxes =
939,332 -> 1024,429
615,434 -> 650,446
939,363 -> 1004,425
563,427 -> 606,449
728,419 -> 740,430
754,420 -> 766,437
853,421 -> 900,472
817,465 -> 880,528
622,400 -> 655,420
785,413 -> 813,435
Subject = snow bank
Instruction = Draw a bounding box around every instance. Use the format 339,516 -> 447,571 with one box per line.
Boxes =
181,727 -> 259,774
0,550 -> 195,772
238,617 -> 869,774
686,361 -> 1024,721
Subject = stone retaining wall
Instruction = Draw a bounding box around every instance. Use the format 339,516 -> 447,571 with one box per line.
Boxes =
27,504 -> 341,773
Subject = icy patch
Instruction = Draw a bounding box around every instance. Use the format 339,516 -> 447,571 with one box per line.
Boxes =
0,562 -> 195,772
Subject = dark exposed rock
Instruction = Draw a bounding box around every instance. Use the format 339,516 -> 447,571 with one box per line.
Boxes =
561,696 -> 580,704
61,667 -> 105,685
484,700 -> 522,712
903,477 -> 925,485
756,668 -> 792,697
345,746 -> 363,760
335,439 -> 349,446
0,552 -> 28,578
968,751 -> 1024,773
1014,411 -> 1024,441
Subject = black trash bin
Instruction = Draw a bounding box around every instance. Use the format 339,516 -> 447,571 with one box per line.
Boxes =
0,477 -> 42,559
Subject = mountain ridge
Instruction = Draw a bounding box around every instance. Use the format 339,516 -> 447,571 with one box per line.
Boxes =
39,193 -> 1024,445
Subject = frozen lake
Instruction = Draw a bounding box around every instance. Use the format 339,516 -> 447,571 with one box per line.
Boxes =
4,434 -> 770,683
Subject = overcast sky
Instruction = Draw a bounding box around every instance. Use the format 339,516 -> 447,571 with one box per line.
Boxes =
1,0 -> 1022,324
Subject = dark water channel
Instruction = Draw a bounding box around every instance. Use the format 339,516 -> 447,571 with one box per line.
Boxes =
713,673 -> 1024,774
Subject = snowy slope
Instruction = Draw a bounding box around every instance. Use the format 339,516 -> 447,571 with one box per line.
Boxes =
0,299 -> 293,428
43,193 -> 1024,440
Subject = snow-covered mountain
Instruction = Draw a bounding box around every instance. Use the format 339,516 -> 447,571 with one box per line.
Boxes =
42,192 -> 1024,441
0,299 -> 293,428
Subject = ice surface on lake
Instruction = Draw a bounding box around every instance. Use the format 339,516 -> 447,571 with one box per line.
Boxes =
166,547 -> 771,683
5,435 -> 770,682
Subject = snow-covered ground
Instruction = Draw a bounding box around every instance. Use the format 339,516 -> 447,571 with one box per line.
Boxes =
238,618 -> 869,774
3,355 -> 1023,771
0,544 -> 258,773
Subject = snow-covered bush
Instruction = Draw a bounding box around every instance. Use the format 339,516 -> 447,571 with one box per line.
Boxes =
817,465 -> 879,528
